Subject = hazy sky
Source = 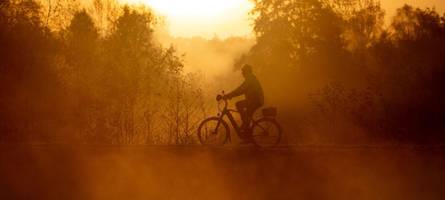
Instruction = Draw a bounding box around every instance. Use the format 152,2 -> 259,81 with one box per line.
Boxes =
125,0 -> 253,38
123,0 -> 445,38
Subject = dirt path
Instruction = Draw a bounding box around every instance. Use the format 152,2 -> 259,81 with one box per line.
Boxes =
1,145 -> 444,200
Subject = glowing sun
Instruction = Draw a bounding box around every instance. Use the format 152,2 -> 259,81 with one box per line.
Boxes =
125,0 -> 254,38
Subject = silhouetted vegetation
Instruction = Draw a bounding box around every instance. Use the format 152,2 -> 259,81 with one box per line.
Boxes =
1,0 -> 444,144
238,0 -> 445,144
0,0 -> 205,144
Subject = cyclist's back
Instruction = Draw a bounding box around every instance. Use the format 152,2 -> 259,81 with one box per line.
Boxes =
224,64 -> 264,134
226,73 -> 263,105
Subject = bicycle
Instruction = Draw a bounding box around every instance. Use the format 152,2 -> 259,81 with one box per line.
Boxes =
197,92 -> 282,147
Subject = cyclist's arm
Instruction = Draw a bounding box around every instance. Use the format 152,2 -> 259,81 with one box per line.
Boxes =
225,81 -> 247,99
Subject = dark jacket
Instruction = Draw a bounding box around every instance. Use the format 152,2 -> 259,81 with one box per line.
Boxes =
226,74 -> 264,106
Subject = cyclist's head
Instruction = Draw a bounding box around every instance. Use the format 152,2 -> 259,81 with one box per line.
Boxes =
241,64 -> 253,77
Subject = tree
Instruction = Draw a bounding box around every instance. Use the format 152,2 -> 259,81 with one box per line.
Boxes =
0,0 -> 61,142
63,10 -> 107,143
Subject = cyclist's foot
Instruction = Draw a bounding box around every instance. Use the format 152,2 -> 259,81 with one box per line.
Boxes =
239,131 -> 251,140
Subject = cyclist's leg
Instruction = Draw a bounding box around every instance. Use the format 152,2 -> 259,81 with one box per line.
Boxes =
235,100 -> 249,130
245,103 -> 261,131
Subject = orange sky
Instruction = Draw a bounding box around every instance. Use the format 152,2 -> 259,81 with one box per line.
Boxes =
124,0 -> 253,38
384,0 -> 445,18
122,0 -> 445,38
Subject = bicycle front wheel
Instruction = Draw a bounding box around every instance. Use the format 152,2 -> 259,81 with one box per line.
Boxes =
251,118 -> 282,147
197,117 -> 229,146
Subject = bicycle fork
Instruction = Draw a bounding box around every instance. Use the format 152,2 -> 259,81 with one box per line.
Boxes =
215,116 -> 232,143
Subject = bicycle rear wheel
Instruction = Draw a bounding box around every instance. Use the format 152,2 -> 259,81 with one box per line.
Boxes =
197,117 -> 229,146
251,118 -> 282,147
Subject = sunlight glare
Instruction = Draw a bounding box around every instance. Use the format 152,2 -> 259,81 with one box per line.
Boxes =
147,0 -> 239,20
125,0 -> 254,38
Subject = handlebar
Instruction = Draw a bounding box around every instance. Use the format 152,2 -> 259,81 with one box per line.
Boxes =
216,91 -> 228,111
216,93 -> 239,114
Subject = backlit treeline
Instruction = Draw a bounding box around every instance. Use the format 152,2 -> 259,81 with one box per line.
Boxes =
0,0 -> 205,144
238,0 -> 445,143
1,0 -> 445,144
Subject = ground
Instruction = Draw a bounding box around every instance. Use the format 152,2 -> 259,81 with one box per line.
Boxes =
0,145 -> 444,200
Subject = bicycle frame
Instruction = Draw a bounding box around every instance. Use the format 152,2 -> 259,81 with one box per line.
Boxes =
198,94 -> 282,146
216,99 -> 246,139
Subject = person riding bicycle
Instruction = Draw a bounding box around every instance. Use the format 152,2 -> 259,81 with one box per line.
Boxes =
222,64 -> 264,136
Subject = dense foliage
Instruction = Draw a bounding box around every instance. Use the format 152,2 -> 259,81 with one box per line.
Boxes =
1,0 -> 444,144
0,0 -> 204,144
239,0 -> 445,144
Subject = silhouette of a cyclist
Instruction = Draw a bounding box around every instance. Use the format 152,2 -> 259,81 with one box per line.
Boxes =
223,64 -> 264,136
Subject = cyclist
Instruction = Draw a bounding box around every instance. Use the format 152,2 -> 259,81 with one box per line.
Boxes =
222,64 -> 264,139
